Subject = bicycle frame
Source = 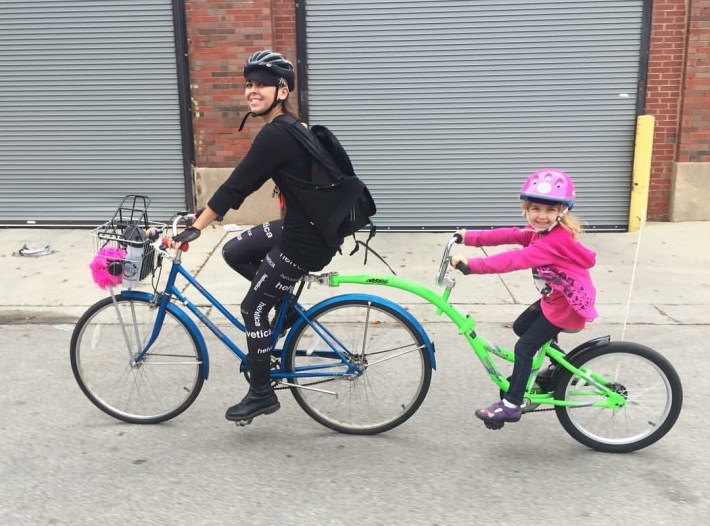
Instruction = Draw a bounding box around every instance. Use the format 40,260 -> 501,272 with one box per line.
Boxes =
115,213 -> 409,387
116,250 -> 436,390
324,265 -> 626,410
118,259 -> 247,379
122,217 -> 623,410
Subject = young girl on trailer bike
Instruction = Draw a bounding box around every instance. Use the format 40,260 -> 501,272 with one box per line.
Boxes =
450,169 -> 599,426
168,50 -> 343,424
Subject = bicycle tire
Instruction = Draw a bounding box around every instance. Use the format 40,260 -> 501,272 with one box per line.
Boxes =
554,341 -> 682,453
70,294 -> 204,424
284,298 -> 432,434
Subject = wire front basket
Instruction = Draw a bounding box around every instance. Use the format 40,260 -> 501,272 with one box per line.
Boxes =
90,195 -> 167,283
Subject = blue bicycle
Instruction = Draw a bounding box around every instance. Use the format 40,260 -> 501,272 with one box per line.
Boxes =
71,212 -> 435,434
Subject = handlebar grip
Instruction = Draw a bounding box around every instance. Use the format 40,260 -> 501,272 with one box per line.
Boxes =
161,236 -> 189,252
456,261 -> 471,275
453,233 -> 463,244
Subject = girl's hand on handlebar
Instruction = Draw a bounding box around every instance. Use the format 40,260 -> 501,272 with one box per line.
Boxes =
450,255 -> 472,275
450,255 -> 469,270
454,229 -> 467,243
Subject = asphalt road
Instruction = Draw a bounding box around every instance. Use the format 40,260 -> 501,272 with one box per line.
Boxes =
0,317 -> 704,526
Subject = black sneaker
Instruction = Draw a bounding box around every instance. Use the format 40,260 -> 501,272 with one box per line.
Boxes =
225,388 -> 280,422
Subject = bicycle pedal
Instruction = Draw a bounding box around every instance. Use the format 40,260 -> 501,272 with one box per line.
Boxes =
483,420 -> 505,430
234,418 -> 253,427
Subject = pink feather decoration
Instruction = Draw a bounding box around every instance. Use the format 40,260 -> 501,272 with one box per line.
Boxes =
90,246 -> 127,289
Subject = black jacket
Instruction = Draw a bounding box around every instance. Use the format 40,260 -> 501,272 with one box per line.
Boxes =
208,115 -> 339,270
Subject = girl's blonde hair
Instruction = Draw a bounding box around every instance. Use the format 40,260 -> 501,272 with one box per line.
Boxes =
521,200 -> 583,238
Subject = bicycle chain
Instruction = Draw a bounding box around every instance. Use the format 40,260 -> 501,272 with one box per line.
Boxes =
528,403 -> 592,413
528,406 -> 558,413
270,358 -> 339,391
274,377 -> 336,390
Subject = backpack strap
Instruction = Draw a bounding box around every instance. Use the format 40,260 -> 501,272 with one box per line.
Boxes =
273,116 -> 393,273
348,225 -> 397,275
271,115 -> 312,152
272,116 -> 343,179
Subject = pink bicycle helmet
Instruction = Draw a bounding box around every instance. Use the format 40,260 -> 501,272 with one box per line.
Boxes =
520,168 -> 576,209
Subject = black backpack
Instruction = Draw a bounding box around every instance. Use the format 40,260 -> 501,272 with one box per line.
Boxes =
274,115 -> 379,255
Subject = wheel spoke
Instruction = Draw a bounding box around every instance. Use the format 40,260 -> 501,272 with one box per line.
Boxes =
285,299 -> 431,434
555,342 -> 682,453
71,296 -> 204,424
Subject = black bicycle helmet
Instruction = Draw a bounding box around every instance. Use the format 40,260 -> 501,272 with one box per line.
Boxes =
244,50 -> 295,91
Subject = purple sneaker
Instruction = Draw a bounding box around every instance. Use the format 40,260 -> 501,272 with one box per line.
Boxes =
475,400 -> 522,423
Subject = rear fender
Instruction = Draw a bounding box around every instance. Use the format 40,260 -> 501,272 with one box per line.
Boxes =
551,335 -> 611,383
284,293 -> 436,370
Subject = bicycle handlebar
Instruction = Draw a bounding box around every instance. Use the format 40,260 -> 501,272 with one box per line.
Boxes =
436,234 -> 463,285
171,212 -> 197,236
435,233 -> 473,285
160,236 -> 189,252
150,212 -> 197,256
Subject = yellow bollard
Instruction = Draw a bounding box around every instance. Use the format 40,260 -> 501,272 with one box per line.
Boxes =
628,115 -> 655,232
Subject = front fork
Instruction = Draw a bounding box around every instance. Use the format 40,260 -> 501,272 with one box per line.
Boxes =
109,288 -> 169,366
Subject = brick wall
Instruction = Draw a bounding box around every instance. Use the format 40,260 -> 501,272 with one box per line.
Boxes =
185,0 -> 297,169
645,0 -> 688,220
678,0 -> 710,163
185,0 -> 704,221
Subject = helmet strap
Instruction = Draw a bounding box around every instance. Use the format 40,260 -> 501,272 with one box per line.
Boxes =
557,206 -> 569,221
526,206 -> 567,235
237,111 -> 253,132
238,84 -> 286,131
532,223 -> 557,235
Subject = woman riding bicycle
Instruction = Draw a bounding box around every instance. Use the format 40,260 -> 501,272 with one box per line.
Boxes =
169,50 -> 342,423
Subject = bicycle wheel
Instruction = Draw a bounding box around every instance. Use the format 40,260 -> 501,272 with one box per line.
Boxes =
70,294 -> 204,424
284,298 -> 432,434
554,342 -> 682,453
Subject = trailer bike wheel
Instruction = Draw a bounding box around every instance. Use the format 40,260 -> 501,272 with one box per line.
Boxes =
554,342 -> 682,453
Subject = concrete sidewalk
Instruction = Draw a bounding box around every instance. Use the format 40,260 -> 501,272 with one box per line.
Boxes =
0,221 -> 708,330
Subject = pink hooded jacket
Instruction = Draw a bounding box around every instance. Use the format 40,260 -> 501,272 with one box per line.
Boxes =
464,226 -> 598,329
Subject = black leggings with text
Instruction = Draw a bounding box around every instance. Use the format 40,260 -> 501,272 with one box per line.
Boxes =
222,220 -> 306,363
505,300 -> 562,405
222,219 -> 284,281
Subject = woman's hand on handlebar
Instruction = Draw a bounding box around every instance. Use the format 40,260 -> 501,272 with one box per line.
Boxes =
165,206 -> 221,250
168,226 -> 201,250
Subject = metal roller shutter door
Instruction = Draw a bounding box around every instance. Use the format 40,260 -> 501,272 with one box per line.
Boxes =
0,0 -> 187,225
301,0 -> 645,230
